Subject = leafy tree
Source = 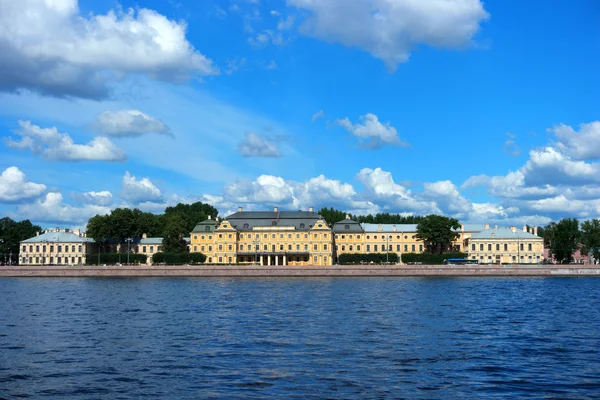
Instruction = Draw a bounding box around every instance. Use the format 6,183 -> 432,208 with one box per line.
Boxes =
416,214 -> 460,254
0,217 -> 42,264
551,218 -> 580,264
318,207 -> 350,226
356,213 -> 424,224
164,202 -> 218,235
162,215 -> 188,253
581,219 -> 600,262
537,222 -> 557,248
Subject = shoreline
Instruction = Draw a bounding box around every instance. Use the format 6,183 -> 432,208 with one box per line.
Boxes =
1,265 -> 599,277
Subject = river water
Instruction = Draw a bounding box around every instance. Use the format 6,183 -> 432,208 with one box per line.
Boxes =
1,277 -> 599,399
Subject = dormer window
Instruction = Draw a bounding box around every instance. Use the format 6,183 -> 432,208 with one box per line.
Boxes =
272,221 -> 277,226
205,226 -> 210,232
244,223 -> 249,229
345,225 -> 350,230
300,223 -> 305,229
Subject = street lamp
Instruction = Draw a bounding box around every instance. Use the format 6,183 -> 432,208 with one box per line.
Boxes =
516,231 -> 520,266
384,235 -> 392,264
252,233 -> 260,265
126,237 -> 133,265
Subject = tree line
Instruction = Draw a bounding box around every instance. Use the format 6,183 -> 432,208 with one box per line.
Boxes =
0,217 -> 42,265
538,218 -> 600,263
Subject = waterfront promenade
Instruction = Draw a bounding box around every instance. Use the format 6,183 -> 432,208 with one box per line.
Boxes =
1,264 -> 599,277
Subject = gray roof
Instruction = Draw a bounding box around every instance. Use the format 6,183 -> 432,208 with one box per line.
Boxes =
139,237 -> 163,245
192,218 -> 219,233
333,218 -> 363,233
226,218 -> 325,231
458,224 -> 486,232
470,228 -> 541,240
226,210 -> 319,220
361,223 -> 419,233
22,231 -> 95,243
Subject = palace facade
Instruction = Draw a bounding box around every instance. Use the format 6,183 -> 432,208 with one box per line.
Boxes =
19,228 -> 96,266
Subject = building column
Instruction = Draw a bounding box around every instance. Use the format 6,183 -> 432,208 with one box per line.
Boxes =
283,254 -> 286,266
274,255 -> 278,266
267,255 -> 271,266
260,255 -> 263,265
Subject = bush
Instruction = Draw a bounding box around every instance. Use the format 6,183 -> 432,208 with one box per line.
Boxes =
85,253 -> 147,265
338,253 -> 399,265
151,252 -> 206,265
401,252 -> 467,265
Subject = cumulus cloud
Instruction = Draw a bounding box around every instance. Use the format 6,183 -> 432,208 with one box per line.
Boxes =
15,192 -> 111,225
551,121 -> 600,161
238,132 -> 282,157
337,113 -> 408,149
0,166 -> 46,203
92,110 -> 172,137
120,171 -> 162,203
0,0 -> 217,99
288,0 -> 489,70
76,191 -> 114,207
4,121 -> 126,162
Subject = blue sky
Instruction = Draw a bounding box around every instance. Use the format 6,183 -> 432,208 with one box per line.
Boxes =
0,0 -> 599,228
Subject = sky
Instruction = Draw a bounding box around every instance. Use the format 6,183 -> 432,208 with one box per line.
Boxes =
0,0 -> 599,229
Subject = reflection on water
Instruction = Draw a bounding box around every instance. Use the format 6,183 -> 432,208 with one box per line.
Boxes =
1,277 -> 599,398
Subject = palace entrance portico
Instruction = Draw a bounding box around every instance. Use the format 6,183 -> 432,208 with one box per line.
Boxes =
237,252 -> 310,266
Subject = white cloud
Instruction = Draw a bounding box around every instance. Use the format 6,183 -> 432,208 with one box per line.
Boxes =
120,171 -> 162,203
503,132 -> 521,157
521,147 -> 600,186
0,166 -> 46,202
337,113 -> 408,148
0,0 -> 217,98
311,110 -> 325,122
77,191 -> 113,207
248,30 -> 286,47
551,121 -> 600,161
92,110 -> 172,137
423,180 -> 472,214
4,120 -> 127,161
238,132 -> 281,157
463,171 -> 559,200
225,58 -> 247,75
15,192 -> 111,224
288,0 -> 489,70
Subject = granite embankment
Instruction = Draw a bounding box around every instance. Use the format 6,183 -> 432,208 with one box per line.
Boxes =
1,265 -> 600,277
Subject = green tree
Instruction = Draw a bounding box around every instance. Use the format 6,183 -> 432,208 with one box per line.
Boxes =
416,214 -> 460,254
318,207 -> 350,226
0,217 -> 42,264
537,222 -> 557,248
581,219 -> 600,262
164,202 -> 218,234
162,215 -> 188,253
551,218 -> 580,264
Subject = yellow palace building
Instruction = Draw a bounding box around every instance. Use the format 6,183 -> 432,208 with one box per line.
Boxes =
190,207 -> 334,266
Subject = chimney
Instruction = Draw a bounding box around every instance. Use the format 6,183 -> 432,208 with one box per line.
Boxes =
494,224 -> 498,229
484,224 -> 490,230
345,214 -> 350,219
274,206 -> 278,212
208,215 -> 212,220
511,226 -> 517,233
393,225 -> 397,231
36,231 -> 40,236
143,233 -> 147,239
216,217 -> 220,222
238,207 -> 242,212
461,224 -> 464,232
523,224 -> 527,233
309,207 -> 313,213
534,226 -> 538,236
73,229 -> 80,236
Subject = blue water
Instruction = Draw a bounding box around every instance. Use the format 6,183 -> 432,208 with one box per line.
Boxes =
1,278 -> 599,399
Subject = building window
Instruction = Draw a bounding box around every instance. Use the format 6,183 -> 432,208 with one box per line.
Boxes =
205,227 -> 210,232
244,224 -> 249,229
228,234 -> 232,239
201,246 -> 205,252
22,245 -> 26,252
58,245 -> 62,253
50,245 -> 54,252
272,234 -> 276,239
288,244 -> 292,250
218,257 -> 223,263
240,245 -> 244,251
228,257 -> 232,264
324,256 -> 328,264
219,234 -> 222,239
496,244 -> 500,251
143,246 -> 147,252
404,235 -> 408,239
342,245 -> 346,251
272,221 -> 277,226
412,244 -> 415,252
218,245 -> 223,251
504,244 -> 508,251
208,257 -> 212,263
345,225 -> 350,230
57,257 -> 61,264
341,235 -> 345,239
314,244 -> 318,251
357,245 -> 361,251
314,256 -> 318,264
367,245 -> 370,252
488,244 -> 492,251
42,245 -> 45,252
150,246 -> 154,253
300,223 -> 305,229
528,243 -> 532,251
30,245 -> 33,252
304,234 -> 308,239
296,244 -> 300,251
264,244 -> 268,251
419,245 -> 423,252
480,244 -> 484,251
374,236 -> 378,240
208,246 -> 212,252
404,245 -> 408,252
314,234 -> 318,239
304,244 -> 308,251
366,236 -> 370,239
228,244 -> 232,251
280,245 -> 284,251
194,246 -> 197,252
520,243 -> 524,251
350,245 -> 353,251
